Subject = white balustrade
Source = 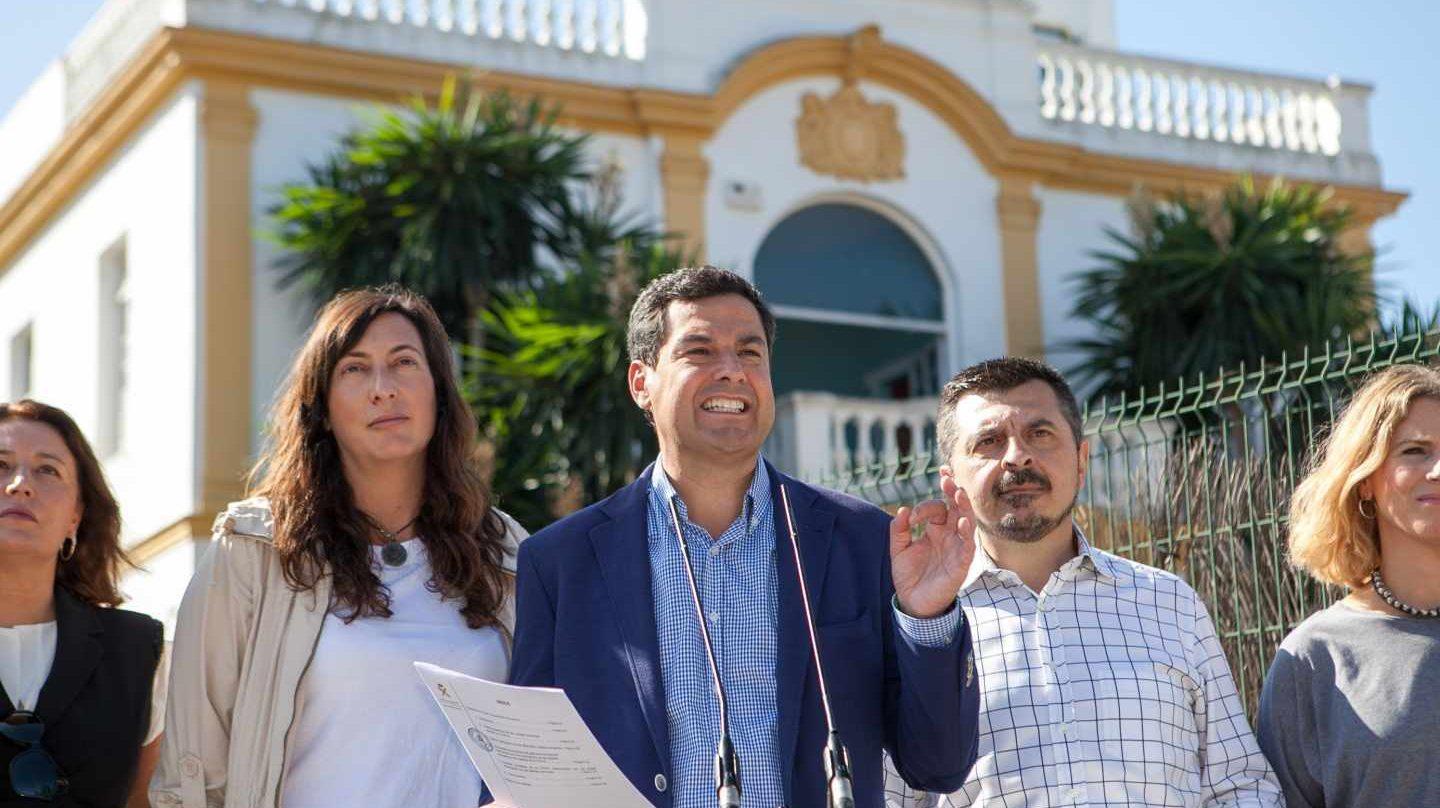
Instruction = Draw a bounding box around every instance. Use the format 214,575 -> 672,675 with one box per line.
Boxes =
767,392 -> 939,480
251,0 -> 646,59
1038,43 -> 1345,157
60,0 -> 179,121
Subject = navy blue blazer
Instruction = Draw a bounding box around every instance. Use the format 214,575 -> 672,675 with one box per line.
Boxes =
508,461 -> 980,808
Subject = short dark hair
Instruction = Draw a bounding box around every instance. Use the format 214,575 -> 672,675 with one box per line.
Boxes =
626,266 -> 777,366
936,357 -> 1085,459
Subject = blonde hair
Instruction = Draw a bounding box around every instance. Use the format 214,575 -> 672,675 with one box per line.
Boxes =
1288,363 -> 1440,587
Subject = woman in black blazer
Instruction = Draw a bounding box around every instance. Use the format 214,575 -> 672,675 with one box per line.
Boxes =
0,400 -> 164,806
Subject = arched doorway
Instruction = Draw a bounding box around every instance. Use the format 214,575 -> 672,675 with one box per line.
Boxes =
754,202 -> 945,399
754,202 -> 946,473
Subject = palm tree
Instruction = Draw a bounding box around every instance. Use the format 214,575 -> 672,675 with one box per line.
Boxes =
1382,298 -> 1440,338
1068,177 -> 1376,399
268,77 -> 589,353
473,239 -> 685,527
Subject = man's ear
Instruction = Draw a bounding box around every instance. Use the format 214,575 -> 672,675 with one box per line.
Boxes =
627,360 -> 651,413
1076,439 -> 1090,489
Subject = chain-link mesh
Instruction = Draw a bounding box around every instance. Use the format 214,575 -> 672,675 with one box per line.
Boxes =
817,328 -> 1440,715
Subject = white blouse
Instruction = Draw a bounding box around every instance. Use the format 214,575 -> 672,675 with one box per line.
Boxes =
0,619 -> 168,744
279,537 -> 508,808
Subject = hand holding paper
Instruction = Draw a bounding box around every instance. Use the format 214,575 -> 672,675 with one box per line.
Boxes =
414,662 -> 652,808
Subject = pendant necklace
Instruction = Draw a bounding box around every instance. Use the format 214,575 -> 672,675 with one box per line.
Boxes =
363,512 -> 420,567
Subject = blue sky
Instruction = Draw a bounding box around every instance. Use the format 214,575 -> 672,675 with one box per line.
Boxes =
1113,0 -> 1440,315
2,0 -> 1435,312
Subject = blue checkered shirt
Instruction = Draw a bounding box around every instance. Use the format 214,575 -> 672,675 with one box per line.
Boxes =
649,459 -> 961,808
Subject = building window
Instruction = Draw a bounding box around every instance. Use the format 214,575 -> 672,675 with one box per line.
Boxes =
9,324 -> 32,400
98,238 -> 129,456
753,202 -> 946,399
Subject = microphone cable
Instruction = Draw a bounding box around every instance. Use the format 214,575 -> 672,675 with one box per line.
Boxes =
666,497 -> 743,808
780,484 -> 856,808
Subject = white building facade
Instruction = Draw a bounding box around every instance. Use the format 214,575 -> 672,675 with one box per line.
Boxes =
0,0 -> 1404,627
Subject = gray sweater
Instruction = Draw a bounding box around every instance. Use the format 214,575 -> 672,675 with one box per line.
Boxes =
1256,601 -> 1440,807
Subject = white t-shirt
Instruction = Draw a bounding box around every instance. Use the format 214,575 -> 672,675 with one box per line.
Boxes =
0,620 -> 168,744
280,537 -> 508,808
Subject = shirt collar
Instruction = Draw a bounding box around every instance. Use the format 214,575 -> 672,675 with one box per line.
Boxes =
649,456 -> 771,532
960,522 -> 1119,592
1074,527 -> 1123,581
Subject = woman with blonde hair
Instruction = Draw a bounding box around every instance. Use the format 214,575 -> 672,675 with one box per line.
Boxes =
152,286 -> 526,808
1257,362 -> 1440,806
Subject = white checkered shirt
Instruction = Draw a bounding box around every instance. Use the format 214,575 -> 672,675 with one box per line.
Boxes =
885,528 -> 1282,807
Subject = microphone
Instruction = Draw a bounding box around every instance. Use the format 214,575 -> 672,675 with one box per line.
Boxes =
666,498 -> 742,808
779,484 -> 856,808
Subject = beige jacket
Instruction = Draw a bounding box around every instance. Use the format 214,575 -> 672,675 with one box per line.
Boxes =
150,498 -> 526,808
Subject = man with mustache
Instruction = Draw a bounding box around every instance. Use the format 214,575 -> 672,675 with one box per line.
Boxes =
887,358 -> 1281,807
510,266 -> 980,808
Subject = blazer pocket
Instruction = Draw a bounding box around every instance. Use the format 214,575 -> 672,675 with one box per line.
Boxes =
817,609 -> 874,639
817,610 -> 880,698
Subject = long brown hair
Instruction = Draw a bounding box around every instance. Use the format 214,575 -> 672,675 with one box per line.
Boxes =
0,399 -> 130,606
252,286 -> 509,629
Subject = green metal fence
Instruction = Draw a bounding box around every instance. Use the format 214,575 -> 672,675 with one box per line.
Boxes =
818,327 -> 1440,715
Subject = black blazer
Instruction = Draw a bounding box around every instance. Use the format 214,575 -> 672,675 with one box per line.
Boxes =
0,587 -> 163,807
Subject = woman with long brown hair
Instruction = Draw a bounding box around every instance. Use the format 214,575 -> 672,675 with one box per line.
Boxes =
1257,363 -> 1440,806
1,399 -> 165,806
152,286 -> 525,808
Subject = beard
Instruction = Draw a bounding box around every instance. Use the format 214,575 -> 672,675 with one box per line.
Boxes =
977,467 -> 1077,543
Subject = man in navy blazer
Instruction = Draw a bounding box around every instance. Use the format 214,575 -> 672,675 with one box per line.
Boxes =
509,267 -> 980,808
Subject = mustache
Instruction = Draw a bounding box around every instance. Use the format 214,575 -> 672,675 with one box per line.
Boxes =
994,468 -> 1051,496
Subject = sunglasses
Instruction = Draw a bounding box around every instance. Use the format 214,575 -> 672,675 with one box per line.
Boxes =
1,711 -> 68,801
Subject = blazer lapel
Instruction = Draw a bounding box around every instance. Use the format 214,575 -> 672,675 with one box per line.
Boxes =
771,466 -> 836,798
590,467 -> 671,775
34,588 -> 103,725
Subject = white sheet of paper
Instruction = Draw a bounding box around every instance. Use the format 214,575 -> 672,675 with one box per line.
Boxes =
414,661 -> 653,808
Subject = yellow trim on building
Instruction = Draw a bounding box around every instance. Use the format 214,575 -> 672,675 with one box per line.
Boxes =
0,22 -> 1410,459
0,31 -> 187,279
0,23 -> 1406,278
199,78 -> 258,517
659,134 -> 710,258
996,176 -> 1045,358
126,513 -> 214,566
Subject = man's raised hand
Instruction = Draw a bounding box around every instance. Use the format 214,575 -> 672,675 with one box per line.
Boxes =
889,491 -> 976,619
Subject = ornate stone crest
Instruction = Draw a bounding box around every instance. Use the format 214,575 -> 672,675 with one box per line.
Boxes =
796,81 -> 906,182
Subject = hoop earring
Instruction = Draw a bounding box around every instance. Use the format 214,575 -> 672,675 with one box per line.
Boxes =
59,536 -> 76,562
1357,498 -> 1376,520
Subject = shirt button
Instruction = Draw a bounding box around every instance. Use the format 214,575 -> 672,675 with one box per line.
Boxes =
708,611 -> 720,624
1064,786 -> 1083,802
1058,722 -> 1070,737
654,773 -> 668,792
